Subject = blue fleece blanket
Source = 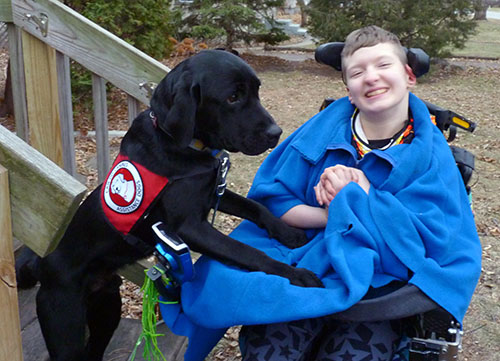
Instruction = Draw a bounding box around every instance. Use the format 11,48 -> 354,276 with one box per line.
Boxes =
160,94 -> 481,361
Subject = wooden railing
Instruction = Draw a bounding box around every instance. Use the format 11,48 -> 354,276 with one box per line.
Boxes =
0,0 -> 170,182
0,0 -> 175,292
0,1 -> 175,357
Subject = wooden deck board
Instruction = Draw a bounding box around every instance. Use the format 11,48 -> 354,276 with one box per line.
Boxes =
17,286 -> 188,361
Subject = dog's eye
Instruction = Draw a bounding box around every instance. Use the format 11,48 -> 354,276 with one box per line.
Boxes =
227,93 -> 240,104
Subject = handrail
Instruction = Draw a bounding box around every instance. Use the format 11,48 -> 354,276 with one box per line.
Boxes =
10,0 -> 169,104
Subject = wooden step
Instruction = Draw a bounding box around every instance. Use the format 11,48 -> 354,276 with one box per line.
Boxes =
17,286 -> 188,361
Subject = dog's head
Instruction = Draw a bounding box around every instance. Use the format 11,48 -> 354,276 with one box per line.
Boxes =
150,50 -> 282,155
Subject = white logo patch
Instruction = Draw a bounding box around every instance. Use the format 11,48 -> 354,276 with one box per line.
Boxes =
103,161 -> 143,213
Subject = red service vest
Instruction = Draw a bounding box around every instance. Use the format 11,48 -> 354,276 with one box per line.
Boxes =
100,154 -> 169,235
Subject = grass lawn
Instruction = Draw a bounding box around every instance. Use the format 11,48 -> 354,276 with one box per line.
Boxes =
449,18 -> 500,58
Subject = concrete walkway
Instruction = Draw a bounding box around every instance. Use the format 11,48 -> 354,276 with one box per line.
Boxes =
487,9 -> 500,20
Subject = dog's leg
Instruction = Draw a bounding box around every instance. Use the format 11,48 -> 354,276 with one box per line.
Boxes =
217,190 -> 310,249
180,220 -> 323,288
15,246 -> 40,289
37,283 -> 87,361
85,274 -> 123,361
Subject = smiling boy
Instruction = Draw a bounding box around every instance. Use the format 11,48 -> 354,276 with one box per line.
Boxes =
343,42 -> 415,139
235,26 -> 480,361
283,27 -> 417,228
160,26 -> 481,361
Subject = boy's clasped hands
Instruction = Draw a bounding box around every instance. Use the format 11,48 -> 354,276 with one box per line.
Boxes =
314,165 -> 371,207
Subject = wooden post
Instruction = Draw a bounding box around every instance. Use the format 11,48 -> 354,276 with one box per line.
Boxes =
0,165 -> 23,361
21,30 -> 63,167
7,24 -> 28,141
56,51 -> 76,176
127,95 -> 141,126
92,73 -> 109,183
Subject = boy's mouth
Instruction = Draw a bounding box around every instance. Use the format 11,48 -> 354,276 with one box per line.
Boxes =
366,88 -> 388,98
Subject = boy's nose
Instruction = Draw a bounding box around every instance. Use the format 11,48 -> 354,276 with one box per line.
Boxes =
364,66 -> 380,83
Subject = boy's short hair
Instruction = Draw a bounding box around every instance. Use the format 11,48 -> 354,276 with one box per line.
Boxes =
341,25 -> 407,82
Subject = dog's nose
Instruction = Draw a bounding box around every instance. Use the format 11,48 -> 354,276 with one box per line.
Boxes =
265,124 -> 282,143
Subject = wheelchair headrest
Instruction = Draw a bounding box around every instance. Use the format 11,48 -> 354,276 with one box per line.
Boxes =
315,42 -> 430,78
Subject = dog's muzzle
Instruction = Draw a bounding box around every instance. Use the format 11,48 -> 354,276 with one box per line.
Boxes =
264,124 -> 283,146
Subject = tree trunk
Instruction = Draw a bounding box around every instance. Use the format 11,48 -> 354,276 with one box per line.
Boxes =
297,0 -> 308,27
225,31 -> 234,50
474,5 -> 488,20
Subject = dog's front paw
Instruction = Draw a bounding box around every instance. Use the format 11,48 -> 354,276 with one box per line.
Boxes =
289,268 -> 324,288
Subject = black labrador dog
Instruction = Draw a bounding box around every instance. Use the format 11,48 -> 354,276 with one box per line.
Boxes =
16,50 -> 322,361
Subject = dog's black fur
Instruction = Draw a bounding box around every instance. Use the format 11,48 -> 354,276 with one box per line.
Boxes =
16,50 -> 322,361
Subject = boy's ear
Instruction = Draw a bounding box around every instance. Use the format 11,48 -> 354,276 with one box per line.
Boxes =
346,87 -> 354,104
405,64 -> 417,87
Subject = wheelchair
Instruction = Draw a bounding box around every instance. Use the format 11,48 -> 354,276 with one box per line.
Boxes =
149,44 -> 477,361
313,42 -> 476,361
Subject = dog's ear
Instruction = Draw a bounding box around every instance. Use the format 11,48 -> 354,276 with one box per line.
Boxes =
150,67 -> 199,148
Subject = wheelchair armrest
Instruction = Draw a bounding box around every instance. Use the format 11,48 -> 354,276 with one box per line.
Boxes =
330,284 -> 439,322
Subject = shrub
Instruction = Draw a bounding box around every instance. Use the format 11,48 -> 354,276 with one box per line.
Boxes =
63,0 -> 180,107
181,0 -> 289,48
64,0 -> 180,59
307,0 -> 477,58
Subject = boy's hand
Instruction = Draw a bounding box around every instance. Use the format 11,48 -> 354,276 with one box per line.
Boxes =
314,165 -> 370,206
314,165 -> 353,206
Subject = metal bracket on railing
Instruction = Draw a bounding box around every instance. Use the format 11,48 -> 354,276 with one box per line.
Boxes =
139,81 -> 158,99
25,13 -> 49,37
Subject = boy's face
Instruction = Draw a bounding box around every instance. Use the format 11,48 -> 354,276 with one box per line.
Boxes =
344,42 -> 416,117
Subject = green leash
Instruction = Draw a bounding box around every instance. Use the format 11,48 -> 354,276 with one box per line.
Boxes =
130,267 -> 178,361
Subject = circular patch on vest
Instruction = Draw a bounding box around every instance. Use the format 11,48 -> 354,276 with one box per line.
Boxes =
103,161 -> 144,213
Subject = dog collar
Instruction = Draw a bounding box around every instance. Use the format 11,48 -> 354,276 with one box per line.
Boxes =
189,139 -> 206,151
148,112 -> 216,155
145,113 -> 229,225
185,140 -> 230,205
188,139 -> 226,161
186,142 -> 230,202
149,112 -> 208,153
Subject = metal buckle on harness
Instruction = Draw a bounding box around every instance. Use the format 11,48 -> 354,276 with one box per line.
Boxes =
146,222 -> 194,301
409,321 -> 463,361
211,150 -> 231,225
215,150 -> 230,196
